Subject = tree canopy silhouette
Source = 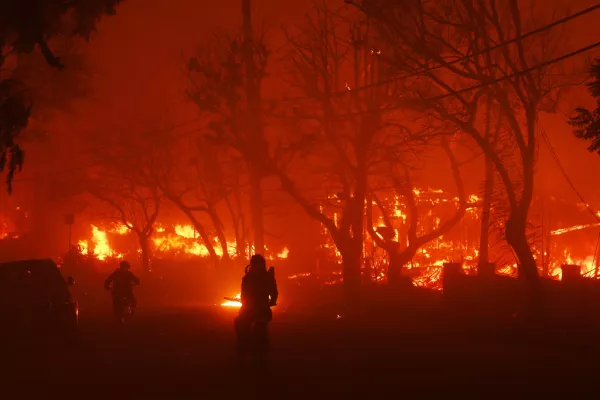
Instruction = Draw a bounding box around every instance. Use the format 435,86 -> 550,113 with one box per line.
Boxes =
569,59 -> 600,153
0,0 -> 125,193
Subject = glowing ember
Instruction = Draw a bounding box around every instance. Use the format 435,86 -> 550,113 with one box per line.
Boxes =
221,293 -> 241,307
497,264 -> 517,277
550,222 -> 600,236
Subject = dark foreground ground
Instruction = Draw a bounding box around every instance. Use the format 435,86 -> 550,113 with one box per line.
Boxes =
1,300 -> 600,398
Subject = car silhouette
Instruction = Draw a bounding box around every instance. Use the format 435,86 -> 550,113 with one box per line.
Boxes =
0,259 -> 78,342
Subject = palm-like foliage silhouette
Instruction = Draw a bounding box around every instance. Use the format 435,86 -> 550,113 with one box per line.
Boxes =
569,59 -> 600,153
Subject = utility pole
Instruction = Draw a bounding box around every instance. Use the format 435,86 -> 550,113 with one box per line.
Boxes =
242,0 -> 258,106
540,198 -> 547,277
65,214 -> 74,251
241,0 -> 265,254
0,187 -> 3,239
479,98 -> 494,266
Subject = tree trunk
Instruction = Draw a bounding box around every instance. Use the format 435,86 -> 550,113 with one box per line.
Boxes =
138,233 -> 151,272
238,188 -> 248,258
387,248 -> 413,287
506,215 -> 536,280
388,241 -> 436,287
166,196 -> 217,263
241,0 -> 265,256
225,196 -> 244,259
208,205 -> 231,263
249,168 -> 265,255
505,207 -> 540,311
479,98 -> 495,264
172,202 -> 219,265
352,157 -> 368,256
340,243 -> 362,304
479,154 -> 494,263
509,136 -> 541,315
240,215 -> 248,258
193,222 -> 218,265
344,150 -> 368,295
231,162 -> 247,258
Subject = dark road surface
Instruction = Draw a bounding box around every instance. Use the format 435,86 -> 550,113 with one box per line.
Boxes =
2,302 -> 599,398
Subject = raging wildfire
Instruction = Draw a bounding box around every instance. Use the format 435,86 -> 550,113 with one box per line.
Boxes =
2,0 -> 600,312
4,0 -> 600,395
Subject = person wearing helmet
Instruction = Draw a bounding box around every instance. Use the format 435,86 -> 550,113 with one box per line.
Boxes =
104,260 -> 140,317
234,254 -> 278,351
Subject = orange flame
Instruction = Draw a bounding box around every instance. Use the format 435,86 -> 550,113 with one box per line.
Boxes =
78,225 -> 123,260
77,223 -> 289,261
550,222 -> 600,236
221,293 -> 241,308
66,186 -> 600,289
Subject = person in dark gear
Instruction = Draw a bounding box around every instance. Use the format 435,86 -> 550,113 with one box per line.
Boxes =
104,260 -> 140,316
234,254 -> 278,353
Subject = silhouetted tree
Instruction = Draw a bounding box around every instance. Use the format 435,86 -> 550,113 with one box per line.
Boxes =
85,127 -> 162,272
89,178 -> 160,272
0,78 -> 29,193
366,138 -> 466,285
272,3 -> 404,300
186,5 -> 270,255
478,99 -> 495,266
0,0 -> 125,192
224,158 -> 249,259
12,37 -> 92,122
569,59 -> 600,152
152,136 -> 237,266
0,0 -> 124,68
350,0 -> 569,307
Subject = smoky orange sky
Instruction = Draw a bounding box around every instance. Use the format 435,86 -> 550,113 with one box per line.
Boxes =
12,0 -> 600,214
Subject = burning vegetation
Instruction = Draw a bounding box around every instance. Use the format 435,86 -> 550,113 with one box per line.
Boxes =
21,183 -> 594,294
75,223 -> 289,263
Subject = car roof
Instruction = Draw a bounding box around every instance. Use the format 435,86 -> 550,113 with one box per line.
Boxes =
0,258 -> 59,270
0,259 -> 72,303
0,259 -> 63,280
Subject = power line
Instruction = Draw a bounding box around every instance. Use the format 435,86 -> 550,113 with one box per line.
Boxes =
429,41 -> 600,102
13,6 -> 600,182
21,37 -> 600,183
271,40 -> 600,119
538,117 -> 600,222
269,3 -> 352,54
272,3 -> 600,103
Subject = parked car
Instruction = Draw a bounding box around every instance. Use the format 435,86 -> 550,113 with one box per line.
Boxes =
0,259 -> 78,341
